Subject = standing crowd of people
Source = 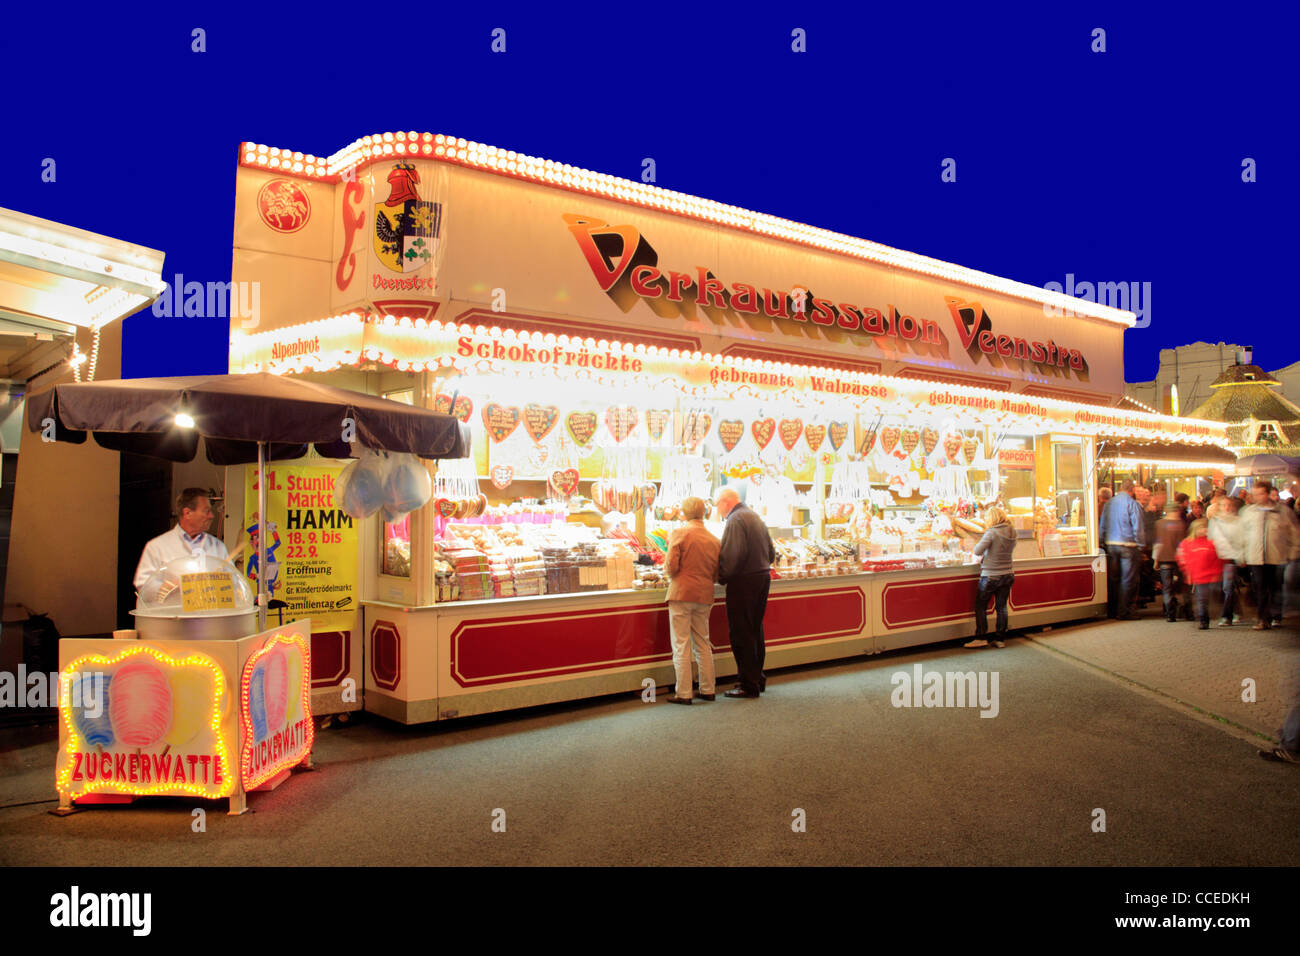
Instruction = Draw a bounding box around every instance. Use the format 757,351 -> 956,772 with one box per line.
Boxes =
1101,478 -> 1300,629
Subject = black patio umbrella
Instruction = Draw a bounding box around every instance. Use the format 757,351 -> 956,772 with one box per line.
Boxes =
27,372 -> 469,627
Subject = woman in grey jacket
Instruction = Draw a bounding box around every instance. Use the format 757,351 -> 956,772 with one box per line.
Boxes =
966,505 -> 1018,648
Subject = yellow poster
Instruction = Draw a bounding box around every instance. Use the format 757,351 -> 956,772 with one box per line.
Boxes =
243,463 -> 358,630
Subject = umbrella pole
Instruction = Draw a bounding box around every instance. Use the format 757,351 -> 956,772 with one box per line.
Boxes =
258,440 -> 268,631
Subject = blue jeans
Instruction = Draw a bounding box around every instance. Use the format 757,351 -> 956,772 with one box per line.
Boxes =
1281,699 -> 1300,753
976,574 -> 1014,638
1159,563 -> 1188,619
1105,545 -> 1139,617
1192,583 -> 1214,625
1221,563 -> 1237,622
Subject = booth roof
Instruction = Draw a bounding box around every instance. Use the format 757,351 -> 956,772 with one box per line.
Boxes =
238,134 -> 1135,329
1096,437 -> 1236,466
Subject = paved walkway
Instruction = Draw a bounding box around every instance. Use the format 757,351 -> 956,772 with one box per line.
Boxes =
1030,605 -> 1300,743
2,607 -> 1298,866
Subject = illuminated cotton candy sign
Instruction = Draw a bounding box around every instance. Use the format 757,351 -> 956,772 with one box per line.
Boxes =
240,633 -> 313,790
57,648 -> 232,800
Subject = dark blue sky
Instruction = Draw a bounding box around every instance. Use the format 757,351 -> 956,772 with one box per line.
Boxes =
2,4 -> 1291,383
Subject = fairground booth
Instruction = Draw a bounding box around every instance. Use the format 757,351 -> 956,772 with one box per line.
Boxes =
226,132 -> 1230,723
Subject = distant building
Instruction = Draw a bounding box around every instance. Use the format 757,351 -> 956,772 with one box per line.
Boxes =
1127,341 -> 1300,416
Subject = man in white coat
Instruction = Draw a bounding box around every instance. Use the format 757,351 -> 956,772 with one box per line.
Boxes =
133,488 -> 229,599
1240,481 -> 1300,629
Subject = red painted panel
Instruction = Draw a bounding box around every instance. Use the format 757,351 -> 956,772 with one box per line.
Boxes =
882,576 -> 978,629
882,566 -> 1098,628
370,621 -> 401,691
451,586 -> 866,687
310,631 -> 349,688
1008,567 -> 1095,609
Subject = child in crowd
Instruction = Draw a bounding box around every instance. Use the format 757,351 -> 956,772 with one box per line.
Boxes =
1177,519 -> 1223,630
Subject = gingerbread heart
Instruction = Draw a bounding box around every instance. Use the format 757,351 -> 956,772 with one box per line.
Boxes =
943,432 -> 962,460
434,393 -> 473,423
641,483 -> 658,509
490,465 -> 514,490
523,404 -> 559,443
752,418 -> 776,451
718,419 -> 745,452
828,421 -> 849,451
688,413 -> 713,451
605,405 -> 639,443
921,427 -> 939,455
879,425 -> 901,455
549,468 -> 580,497
804,423 -> 826,452
778,418 -> 803,452
858,425 -> 878,457
482,403 -> 521,443
900,428 -> 920,455
566,411 -> 598,447
435,498 -> 457,519
646,409 -> 671,442
963,439 -> 979,466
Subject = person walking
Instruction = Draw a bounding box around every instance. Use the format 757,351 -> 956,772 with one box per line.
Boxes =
662,496 -> 720,705
1177,519 -> 1223,629
1208,494 -> 1244,626
1100,479 -> 1145,619
714,486 -> 775,699
1154,505 -> 1191,621
965,504 -> 1017,648
1240,480 -> 1300,629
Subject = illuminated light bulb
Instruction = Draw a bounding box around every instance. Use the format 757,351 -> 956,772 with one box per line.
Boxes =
175,412 -> 195,428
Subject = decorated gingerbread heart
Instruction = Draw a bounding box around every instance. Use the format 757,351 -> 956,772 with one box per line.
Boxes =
879,425 -> 901,455
523,403 -> 559,443
605,405 -> 639,443
548,468 -> 580,497
752,418 -> 776,451
435,498 -> 458,519
828,421 -> 849,451
803,423 -> 826,452
778,418 -> 803,452
641,483 -> 657,509
566,411 -> 598,447
490,465 -> 514,490
646,408 -> 671,442
482,403 -> 521,443
900,427 -> 920,455
434,393 -> 474,423
921,427 -> 939,455
858,424 -> 878,457
718,419 -> 745,453
943,432 -> 962,461
963,438 -> 979,466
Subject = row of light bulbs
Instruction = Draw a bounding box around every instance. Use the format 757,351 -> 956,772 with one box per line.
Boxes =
234,313 -> 1228,440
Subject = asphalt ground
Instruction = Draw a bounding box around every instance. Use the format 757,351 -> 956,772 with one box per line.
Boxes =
2,618 -> 1298,866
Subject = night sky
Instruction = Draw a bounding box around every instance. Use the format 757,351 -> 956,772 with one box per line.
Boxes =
2,5 -> 1292,383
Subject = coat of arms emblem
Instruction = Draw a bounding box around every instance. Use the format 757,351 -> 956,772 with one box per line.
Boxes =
373,163 -> 441,273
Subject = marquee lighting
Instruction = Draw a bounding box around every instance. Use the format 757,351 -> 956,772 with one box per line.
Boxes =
58,646 -> 234,800
237,135 -> 1133,326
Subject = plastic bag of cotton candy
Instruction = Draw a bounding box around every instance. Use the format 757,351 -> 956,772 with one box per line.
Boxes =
335,449 -> 388,519
336,449 -> 432,522
378,452 -> 431,524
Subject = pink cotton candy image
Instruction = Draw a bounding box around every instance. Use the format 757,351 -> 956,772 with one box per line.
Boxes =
263,648 -> 288,730
109,659 -> 173,748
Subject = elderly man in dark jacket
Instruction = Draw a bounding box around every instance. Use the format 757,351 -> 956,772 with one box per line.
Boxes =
714,486 -> 775,699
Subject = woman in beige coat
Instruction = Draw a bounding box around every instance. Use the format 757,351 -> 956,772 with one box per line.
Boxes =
663,496 -> 720,705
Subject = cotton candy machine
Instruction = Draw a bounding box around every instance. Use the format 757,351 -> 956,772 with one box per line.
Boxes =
132,553 -> 258,640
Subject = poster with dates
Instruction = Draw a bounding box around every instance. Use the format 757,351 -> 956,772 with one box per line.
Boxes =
243,464 -> 358,632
